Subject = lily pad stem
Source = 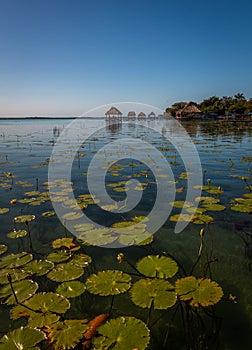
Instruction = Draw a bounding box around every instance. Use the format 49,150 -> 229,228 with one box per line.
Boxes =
25,221 -> 34,252
7,273 -> 18,304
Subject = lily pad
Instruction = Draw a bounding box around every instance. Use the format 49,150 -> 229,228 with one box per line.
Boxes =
73,223 -> 94,232
47,262 -> 84,282
0,208 -> 9,215
46,251 -> 72,263
136,255 -> 178,279
52,238 -> 77,249
77,228 -> 117,246
175,276 -> 223,307
56,281 -> 85,298
0,279 -> 38,305
169,214 -> 192,223
0,252 -> 33,269
86,270 -> 131,296
93,316 -> 150,350
61,212 -> 83,221
14,215 -> 36,223
42,211 -> 55,217
230,204 -> 252,213
7,229 -> 27,239
70,253 -> 92,267
191,214 -> 214,224
46,319 -> 89,350
23,260 -> 54,276
18,292 -> 70,314
135,235 -> 154,246
202,204 -> 226,211
195,196 -> 220,204
130,278 -> 176,309
0,244 -> 7,255
11,304 -> 60,328
0,268 -> 30,284
170,201 -> 194,209
0,326 -> 45,350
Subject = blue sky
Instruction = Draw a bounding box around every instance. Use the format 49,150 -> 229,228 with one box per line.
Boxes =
0,0 -> 251,116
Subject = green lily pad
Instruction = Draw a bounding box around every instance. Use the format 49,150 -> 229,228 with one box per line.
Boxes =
0,208 -> 9,215
0,245 -> 7,255
117,231 -> 152,246
46,320 -> 89,350
18,292 -> 70,313
24,191 -> 40,196
135,235 -> 154,246
130,278 -> 176,309
11,304 -> 60,328
73,223 -> 94,232
0,268 -> 30,284
62,212 -> 83,221
202,204 -> 226,211
7,229 -> 27,239
86,270 -> 131,296
244,193 -> 252,198
23,260 -> 54,276
170,201 -> 194,209
136,255 -> 178,279
93,316 -> 150,350
0,252 -> 33,269
191,214 -> 214,224
14,215 -> 35,223
132,216 -> 149,223
46,251 -> 71,263
194,196 -> 220,204
0,326 -> 45,350
77,228 -> 117,246
175,276 -> 223,307
42,211 -> 55,217
111,221 -> 130,229
101,203 -> 119,211
230,204 -> 252,213
47,262 -> 84,282
70,253 -> 92,267
56,281 -> 85,298
186,207 -> 207,214
169,214 -> 192,223
0,279 -> 38,305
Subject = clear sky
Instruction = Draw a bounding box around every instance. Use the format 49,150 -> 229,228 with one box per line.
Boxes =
0,0 -> 251,116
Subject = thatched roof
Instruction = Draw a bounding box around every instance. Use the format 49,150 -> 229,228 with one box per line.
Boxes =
128,111 -> 136,117
148,111 -> 156,117
105,107 -> 122,116
176,102 -> 201,118
138,112 -> 146,117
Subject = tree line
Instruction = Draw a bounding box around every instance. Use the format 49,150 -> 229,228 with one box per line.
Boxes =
166,93 -> 252,117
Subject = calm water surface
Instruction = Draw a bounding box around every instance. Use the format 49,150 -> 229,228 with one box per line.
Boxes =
0,118 -> 252,349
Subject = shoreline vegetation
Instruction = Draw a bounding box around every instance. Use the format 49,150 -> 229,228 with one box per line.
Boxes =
166,92 -> 252,120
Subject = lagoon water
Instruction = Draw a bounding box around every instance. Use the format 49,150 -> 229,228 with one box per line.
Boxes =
0,117 -> 252,349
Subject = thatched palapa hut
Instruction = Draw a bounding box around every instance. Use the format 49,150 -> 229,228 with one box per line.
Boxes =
138,112 -> 146,119
148,111 -> 156,119
127,111 -> 136,118
105,107 -> 123,119
176,102 -> 201,119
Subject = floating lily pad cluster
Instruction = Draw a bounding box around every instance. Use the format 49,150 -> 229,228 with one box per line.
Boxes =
169,195 -> 227,225
230,195 -> 252,213
74,218 -> 153,247
0,246 -> 225,350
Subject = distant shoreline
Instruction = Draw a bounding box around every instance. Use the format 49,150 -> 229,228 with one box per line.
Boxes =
0,116 -> 105,120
